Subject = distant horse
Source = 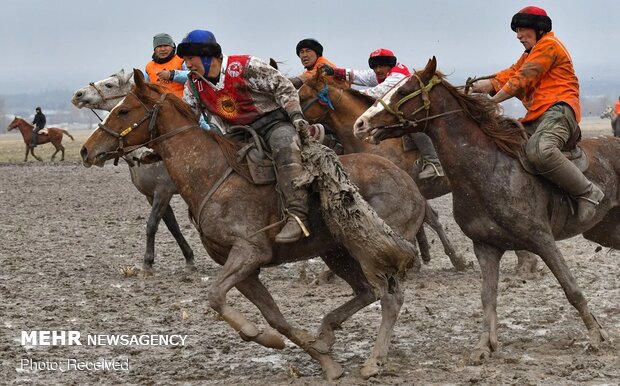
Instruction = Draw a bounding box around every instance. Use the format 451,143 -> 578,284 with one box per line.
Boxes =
355,57 -> 615,363
72,70 -> 194,273
81,69 -> 426,380
299,73 -> 539,273
600,105 -> 619,137
7,117 -> 74,161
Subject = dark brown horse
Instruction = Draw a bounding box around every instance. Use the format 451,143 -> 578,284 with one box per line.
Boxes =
299,73 -> 539,273
355,57 -> 615,363
7,117 -> 74,161
81,70 -> 426,380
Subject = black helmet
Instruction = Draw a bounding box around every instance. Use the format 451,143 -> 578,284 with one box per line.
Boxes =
296,38 -> 323,57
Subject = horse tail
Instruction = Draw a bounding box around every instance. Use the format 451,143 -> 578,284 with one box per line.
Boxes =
62,129 -> 75,141
298,141 -> 418,298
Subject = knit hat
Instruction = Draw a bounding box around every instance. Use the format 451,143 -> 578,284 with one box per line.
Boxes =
296,39 -> 323,57
153,33 -> 175,49
511,6 -> 552,32
368,48 -> 397,69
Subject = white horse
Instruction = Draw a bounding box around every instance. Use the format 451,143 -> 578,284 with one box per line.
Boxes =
599,105 -> 619,137
72,70 -> 195,272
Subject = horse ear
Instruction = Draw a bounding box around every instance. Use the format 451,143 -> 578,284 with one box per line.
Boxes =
133,69 -> 146,89
420,56 -> 437,82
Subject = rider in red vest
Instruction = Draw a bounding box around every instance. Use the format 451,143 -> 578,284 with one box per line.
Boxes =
322,49 -> 444,180
178,30 -> 312,243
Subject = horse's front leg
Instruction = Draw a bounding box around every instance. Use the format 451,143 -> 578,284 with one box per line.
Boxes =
207,239 -> 277,346
536,242 -> 609,348
30,147 -> 42,162
235,273 -> 344,381
360,278 -> 404,379
469,242 -> 503,364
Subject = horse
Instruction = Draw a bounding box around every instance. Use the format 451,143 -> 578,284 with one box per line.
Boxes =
7,117 -> 74,162
354,57 -> 615,363
81,69 -> 427,380
71,70 -> 194,273
299,73 -> 539,274
600,105 -> 619,137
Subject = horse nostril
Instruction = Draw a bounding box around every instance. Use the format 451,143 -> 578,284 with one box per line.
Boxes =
80,147 -> 88,160
75,91 -> 83,98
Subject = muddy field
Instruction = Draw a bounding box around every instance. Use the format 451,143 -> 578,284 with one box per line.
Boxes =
0,124 -> 618,385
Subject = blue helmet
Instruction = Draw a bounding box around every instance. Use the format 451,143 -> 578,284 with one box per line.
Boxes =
177,30 -> 222,75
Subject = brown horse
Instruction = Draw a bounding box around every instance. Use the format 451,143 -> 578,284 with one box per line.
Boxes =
355,57 -> 615,363
299,73 -> 540,273
81,70 -> 426,380
7,117 -> 74,161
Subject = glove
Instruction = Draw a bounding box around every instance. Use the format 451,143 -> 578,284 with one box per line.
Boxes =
307,123 -> 325,143
292,117 -> 310,132
320,64 -> 335,76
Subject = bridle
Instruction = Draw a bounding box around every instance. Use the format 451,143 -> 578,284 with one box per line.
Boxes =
87,77 -> 130,121
374,73 -> 462,132
95,92 -> 196,165
301,83 -> 344,123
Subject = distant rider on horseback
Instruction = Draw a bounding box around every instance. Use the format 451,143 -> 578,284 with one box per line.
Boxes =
178,29 -> 312,243
31,107 -> 46,148
470,6 -> 604,223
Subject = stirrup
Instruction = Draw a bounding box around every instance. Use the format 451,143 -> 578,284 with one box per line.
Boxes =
289,213 -> 310,237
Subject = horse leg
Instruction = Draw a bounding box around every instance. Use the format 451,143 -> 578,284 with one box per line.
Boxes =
142,195 -> 162,272
515,250 -> 538,275
235,273 -> 344,381
160,203 -> 195,271
469,241 -> 503,364
51,142 -> 64,161
23,146 -> 29,162
415,225 -> 430,267
30,147 -> 42,162
535,242 -> 608,347
360,277 -> 404,379
424,201 -> 469,271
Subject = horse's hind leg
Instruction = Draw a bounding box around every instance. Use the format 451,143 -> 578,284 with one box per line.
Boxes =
515,250 -> 538,275
235,273 -> 344,381
161,203 -> 195,270
51,142 -> 64,161
361,277 -> 404,379
424,202 -> 468,271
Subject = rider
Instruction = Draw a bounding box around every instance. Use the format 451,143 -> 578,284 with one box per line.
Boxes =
177,29 -> 312,243
470,6 -> 604,223
322,48 -> 444,179
31,107 -> 46,148
144,33 -> 189,99
288,38 -> 337,89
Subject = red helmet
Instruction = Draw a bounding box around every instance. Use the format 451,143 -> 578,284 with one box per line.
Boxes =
511,6 -> 552,32
368,48 -> 397,69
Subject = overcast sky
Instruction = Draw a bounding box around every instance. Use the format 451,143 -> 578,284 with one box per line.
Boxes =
2,0 -> 619,95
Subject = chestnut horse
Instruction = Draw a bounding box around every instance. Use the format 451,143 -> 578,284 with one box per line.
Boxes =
299,73 -> 540,273
81,70 -> 426,380
7,117 -> 74,161
355,57 -> 616,363
72,70 -> 195,273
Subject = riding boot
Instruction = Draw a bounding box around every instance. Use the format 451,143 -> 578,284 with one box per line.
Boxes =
541,157 -> 604,223
275,162 -> 310,243
410,132 -> 444,179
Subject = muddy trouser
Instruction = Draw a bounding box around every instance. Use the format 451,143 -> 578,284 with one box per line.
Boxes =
614,117 -> 620,137
523,103 -> 591,197
254,116 -> 308,221
408,132 -> 440,164
31,128 -> 43,146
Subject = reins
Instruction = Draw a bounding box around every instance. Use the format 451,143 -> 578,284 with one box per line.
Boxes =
301,82 -> 344,123
374,73 -> 462,132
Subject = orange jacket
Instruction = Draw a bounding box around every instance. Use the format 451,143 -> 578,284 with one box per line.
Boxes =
615,100 -> 620,115
145,55 -> 185,98
299,56 -> 337,81
491,32 -> 580,123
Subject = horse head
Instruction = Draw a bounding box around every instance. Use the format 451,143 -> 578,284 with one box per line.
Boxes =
72,69 -> 134,111
354,57 -> 438,142
81,69 -> 195,168
600,105 -> 615,120
7,116 -> 20,131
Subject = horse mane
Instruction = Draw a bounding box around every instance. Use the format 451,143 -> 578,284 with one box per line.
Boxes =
435,74 -> 528,159
134,82 -> 252,182
306,73 -> 377,108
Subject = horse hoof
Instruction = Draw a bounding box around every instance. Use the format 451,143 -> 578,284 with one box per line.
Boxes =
239,323 -> 259,341
323,361 -> 344,381
360,361 -> 381,379
469,347 -> 491,365
184,264 -> 197,273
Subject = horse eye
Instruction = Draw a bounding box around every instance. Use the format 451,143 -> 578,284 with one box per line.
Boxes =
117,109 -> 129,116
105,83 -> 114,88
